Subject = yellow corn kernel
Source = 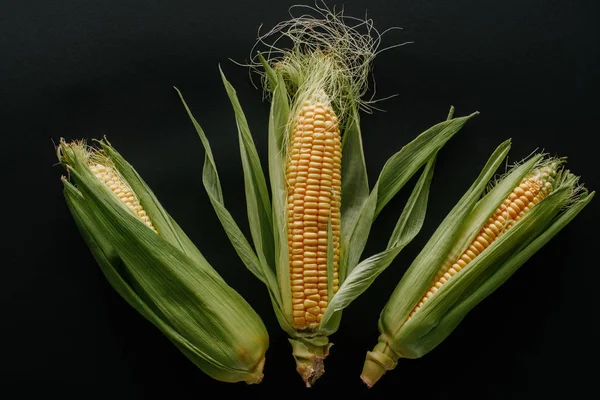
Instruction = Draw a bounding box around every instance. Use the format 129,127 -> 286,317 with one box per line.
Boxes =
89,163 -> 157,233
286,96 -> 342,330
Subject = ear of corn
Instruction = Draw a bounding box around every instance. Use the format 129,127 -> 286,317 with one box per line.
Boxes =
361,140 -> 594,387
58,139 -> 269,384
284,93 -> 342,330
178,6 -> 476,386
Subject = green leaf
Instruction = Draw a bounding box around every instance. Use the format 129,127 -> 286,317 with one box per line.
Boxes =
379,140 -> 512,340
220,68 -> 276,274
387,157 -> 436,250
446,154 -> 543,266
396,183 -> 580,357
175,88 -> 276,288
62,175 -> 267,383
343,112 -> 478,276
449,190 -> 594,323
100,142 -> 207,266
344,183 -> 378,276
319,156 -> 436,331
64,181 -> 136,310
176,88 -> 290,334
267,74 -> 295,333
257,52 -> 278,92
415,192 -> 591,355
374,112 -> 478,216
339,106 -> 370,282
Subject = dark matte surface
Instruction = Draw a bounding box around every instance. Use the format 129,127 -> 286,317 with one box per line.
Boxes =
2,0 -> 598,398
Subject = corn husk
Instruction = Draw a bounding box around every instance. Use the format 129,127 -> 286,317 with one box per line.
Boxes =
58,139 -> 269,384
177,6 -> 477,386
361,140 -> 594,386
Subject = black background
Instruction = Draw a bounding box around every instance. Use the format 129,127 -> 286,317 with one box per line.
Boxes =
2,0 -> 599,398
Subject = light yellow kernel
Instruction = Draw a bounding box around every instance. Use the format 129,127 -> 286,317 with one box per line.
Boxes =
477,236 -> 490,248
513,198 -> 525,209
307,307 -> 321,316
304,300 -> 318,308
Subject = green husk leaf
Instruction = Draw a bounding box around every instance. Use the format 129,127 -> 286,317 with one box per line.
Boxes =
378,140 -> 513,339
413,189 -> 594,356
175,88 -> 277,290
343,112 -> 479,276
267,73 -> 295,334
64,181 -> 140,311
63,183 -> 236,379
258,52 -> 278,93
387,157 -> 436,249
319,156 -> 436,331
442,154 -> 544,269
374,112 -> 479,216
99,142 -> 207,266
396,182 -> 580,357
219,67 -> 275,274
62,163 -> 268,383
177,84 -> 292,335
339,106 -> 369,282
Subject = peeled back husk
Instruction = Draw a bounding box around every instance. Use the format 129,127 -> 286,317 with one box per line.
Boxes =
361,140 -> 594,386
177,5 -> 478,385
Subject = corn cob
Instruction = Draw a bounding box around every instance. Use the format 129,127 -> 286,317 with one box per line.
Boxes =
409,165 -> 556,318
179,5 -> 477,386
58,139 -> 269,384
247,9 -> 380,385
286,94 -> 342,330
361,141 -> 593,387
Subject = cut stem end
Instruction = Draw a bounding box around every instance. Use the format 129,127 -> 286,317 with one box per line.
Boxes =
244,357 -> 266,384
360,336 -> 400,388
289,337 -> 333,387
